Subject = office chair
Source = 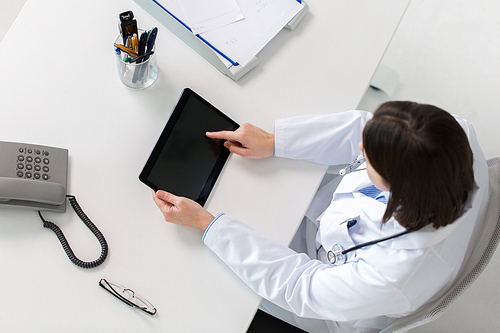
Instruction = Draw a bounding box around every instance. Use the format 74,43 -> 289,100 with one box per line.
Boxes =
380,156 -> 500,333
248,157 -> 499,333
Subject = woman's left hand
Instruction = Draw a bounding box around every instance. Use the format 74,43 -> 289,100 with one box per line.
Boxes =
152,190 -> 215,232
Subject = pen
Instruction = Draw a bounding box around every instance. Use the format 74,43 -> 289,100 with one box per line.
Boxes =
124,36 -> 133,62
125,35 -> 131,48
146,27 -> 158,55
138,27 -> 158,82
132,31 -> 148,83
138,31 -> 148,60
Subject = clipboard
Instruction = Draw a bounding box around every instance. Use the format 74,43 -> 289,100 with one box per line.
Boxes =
134,0 -> 309,81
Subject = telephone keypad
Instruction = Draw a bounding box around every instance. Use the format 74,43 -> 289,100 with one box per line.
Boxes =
15,146 -> 52,181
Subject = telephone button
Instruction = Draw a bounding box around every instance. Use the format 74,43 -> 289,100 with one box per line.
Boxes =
43,158 -> 50,165
35,157 -> 41,164
34,173 -> 41,179
27,149 -> 33,154
19,148 -> 24,153
17,155 -> 24,162
43,166 -> 49,172
25,172 -> 32,178
42,174 -> 49,180
26,164 -> 33,171
34,165 -> 41,172
35,150 -> 41,155
17,163 -> 24,170
26,156 -> 33,163
17,171 -> 23,177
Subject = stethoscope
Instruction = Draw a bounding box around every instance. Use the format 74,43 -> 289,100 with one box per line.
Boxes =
325,156 -> 413,265
339,155 -> 366,176
326,224 -> 411,265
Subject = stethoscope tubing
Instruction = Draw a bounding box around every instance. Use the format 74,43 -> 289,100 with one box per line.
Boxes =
341,229 -> 411,255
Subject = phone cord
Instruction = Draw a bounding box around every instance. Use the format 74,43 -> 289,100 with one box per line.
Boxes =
37,195 -> 109,269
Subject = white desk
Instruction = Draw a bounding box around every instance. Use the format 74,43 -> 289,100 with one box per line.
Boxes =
0,0 -> 409,331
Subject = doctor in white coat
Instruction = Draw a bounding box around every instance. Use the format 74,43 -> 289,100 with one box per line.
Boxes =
152,101 -> 489,333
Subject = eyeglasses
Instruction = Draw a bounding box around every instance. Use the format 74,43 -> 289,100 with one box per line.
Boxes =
99,278 -> 157,315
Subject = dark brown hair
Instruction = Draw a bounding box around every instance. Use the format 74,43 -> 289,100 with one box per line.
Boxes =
363,101 -> 474,230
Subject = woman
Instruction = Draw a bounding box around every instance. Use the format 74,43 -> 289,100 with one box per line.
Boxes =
152,101 -> 489,332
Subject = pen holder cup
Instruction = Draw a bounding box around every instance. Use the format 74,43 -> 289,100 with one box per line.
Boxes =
114,32 -> 158,89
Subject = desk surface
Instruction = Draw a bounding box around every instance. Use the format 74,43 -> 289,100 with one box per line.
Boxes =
0,0 -> 409,331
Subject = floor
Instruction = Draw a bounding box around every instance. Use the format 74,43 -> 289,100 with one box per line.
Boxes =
1,0 -> 499,332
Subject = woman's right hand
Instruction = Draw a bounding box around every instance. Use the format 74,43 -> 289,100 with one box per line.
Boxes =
206,123 -> 274,159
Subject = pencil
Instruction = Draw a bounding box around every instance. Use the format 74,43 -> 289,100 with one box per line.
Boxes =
114,43 -> 139,58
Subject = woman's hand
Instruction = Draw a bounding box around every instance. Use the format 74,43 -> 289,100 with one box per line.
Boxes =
206,123 -> 274,159
152,190 -> 215,232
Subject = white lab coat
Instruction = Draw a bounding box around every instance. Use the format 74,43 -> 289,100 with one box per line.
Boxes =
203,110 -> 489,333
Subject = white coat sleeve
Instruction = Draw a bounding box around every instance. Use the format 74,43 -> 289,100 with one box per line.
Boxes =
203,215 -> 411,322
274,110 -> 373,165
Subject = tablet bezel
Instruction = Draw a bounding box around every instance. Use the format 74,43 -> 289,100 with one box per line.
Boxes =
139,88 -> 239,206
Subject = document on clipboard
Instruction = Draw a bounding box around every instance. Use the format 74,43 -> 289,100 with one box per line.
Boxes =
178,0 -> 244,34
155,0 -> 304,67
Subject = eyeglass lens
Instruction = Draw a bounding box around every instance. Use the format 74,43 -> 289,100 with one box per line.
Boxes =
99,279 -> 157,315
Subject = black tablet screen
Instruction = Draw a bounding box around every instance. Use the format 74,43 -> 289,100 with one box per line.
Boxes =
139,88 -> 239,206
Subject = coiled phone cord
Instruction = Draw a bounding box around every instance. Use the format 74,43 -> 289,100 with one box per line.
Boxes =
37,195 -> 108,269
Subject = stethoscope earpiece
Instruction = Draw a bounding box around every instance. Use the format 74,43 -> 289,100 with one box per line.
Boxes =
339,155 -> 365,176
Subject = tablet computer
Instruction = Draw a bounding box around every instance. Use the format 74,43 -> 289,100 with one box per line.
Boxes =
139,88 -> 239,206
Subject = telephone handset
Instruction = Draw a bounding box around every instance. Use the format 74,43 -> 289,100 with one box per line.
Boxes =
0,141 -> 108,268
0,141 -> 69,211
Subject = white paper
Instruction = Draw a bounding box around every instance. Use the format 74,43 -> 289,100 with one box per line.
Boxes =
179,0 -> 244,34
200,0 -> 304,67
158,0 -> 187,22
155,0 -> 303,68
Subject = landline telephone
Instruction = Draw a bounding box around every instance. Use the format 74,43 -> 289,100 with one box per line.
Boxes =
0,141 -> 108,268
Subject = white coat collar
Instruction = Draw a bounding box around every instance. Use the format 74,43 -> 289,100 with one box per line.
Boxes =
334,166 -> 387,222
334,164 -> 479,250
